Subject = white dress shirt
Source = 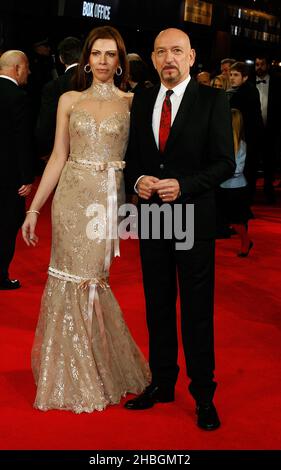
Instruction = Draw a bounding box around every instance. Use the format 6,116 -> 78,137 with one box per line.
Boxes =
152,76 -> 191,148
65,63 -> 79,73
256,73 -> 269,125
134,76 -> 191,192
0,75 -> 18,86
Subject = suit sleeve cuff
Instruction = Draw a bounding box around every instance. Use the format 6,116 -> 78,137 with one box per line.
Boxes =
134,175 -> 146,194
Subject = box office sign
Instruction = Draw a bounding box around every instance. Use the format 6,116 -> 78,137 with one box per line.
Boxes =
82,1 -> 112,20
63,0 -> 119,21
184,0 -> 213,26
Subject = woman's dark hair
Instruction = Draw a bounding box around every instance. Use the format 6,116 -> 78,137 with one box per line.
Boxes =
74,26 -> 128,91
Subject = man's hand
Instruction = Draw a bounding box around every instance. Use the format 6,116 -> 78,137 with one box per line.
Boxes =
18,184 -> 33,197
137,176 -> 160,200
153,179 -> 181,202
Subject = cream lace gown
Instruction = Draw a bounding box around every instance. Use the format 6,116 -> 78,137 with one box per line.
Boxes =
31,83 -> 150,413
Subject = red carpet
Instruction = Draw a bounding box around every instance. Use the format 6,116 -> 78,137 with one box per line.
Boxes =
1,188 -> 281,450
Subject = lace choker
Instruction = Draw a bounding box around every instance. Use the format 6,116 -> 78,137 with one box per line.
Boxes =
87,82 -> 119,99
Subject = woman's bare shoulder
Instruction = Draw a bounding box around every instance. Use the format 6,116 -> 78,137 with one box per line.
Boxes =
119,91 -> 134,109
60,90 -> 81,104
58,90 -> 82,113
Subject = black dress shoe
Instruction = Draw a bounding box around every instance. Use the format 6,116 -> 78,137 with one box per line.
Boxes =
0,278 -> 21,290
124,385 -> 175,410
237,240 -> 254,258
196,402 -> 221,431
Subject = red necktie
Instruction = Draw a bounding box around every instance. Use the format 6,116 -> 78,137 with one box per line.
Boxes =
159,89 -> 173,153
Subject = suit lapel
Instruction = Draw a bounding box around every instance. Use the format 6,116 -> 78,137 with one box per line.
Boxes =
267,76 -> 274,118
145,84 -> 160,152
165,78 -> 198,154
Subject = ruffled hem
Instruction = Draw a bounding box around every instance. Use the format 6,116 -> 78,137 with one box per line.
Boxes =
32,276 -> 151,414
33,384 -> 150,414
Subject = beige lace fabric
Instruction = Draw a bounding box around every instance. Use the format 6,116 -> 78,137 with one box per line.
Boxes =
32,83 -> 151,413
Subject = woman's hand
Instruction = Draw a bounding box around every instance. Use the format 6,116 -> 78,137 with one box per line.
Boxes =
22,213 -> 39,246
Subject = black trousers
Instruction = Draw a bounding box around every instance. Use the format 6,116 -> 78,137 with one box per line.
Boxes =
139,237 -> 217,404
0,187 -> 25,280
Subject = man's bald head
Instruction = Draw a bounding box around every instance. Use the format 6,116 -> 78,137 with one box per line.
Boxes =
152,28 -> 195,88
0,50 -> 26,69
0,50 -> 30,85
196,71 -> 211,86
127,53 -> 142,62
154,28 -> 191,50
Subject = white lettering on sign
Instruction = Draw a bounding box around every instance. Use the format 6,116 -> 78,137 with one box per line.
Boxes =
82,2 -> 111,20
82,2 -> 94,17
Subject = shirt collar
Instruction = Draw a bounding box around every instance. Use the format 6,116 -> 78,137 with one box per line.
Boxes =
0,75 -> 18,86
257,74 -> 270,83
65,63 -> 78,72
159,75 -> 191,98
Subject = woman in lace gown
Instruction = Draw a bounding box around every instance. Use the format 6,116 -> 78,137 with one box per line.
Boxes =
22,26 -> 150,413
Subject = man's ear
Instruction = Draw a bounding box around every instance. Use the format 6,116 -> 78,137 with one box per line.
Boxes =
189,48 -> 196,68
14,64 -> 20,77
242,75 -> 248,83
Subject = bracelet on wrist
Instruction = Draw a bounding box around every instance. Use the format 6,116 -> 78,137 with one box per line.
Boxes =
26,210 -> 40,215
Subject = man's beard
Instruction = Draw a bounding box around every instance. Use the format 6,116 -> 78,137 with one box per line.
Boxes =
161,68 -> 180,83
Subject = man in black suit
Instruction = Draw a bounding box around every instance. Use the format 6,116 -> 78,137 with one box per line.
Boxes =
255,56 -> 281,204
124,29 -> 235,430
0,50 -> 34,289
36,37 -> 82,157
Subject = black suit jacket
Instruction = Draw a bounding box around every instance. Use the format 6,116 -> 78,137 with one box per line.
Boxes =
36,66 -> 77,156
265,74 -> 281,134
0,77 -> 34,189
125,79 -> 235,239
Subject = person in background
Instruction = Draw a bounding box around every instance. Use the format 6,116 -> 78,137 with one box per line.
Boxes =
28,38 -> 58,124
221,58 -> 236,76
217,109 -> 253,257
124,28 -> 235,430
255,56 -> 281,204
220,58 -> 236,86
211,74 -> 228,90
127,52 -> 153,93
228,61 -> 264,203
36,37 -> 82,159
196,71 -> 211,86
0,50 -> 34,290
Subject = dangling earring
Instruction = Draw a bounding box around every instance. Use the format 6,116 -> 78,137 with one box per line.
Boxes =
84,64 -> 91,73
115,66 -> 122,76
